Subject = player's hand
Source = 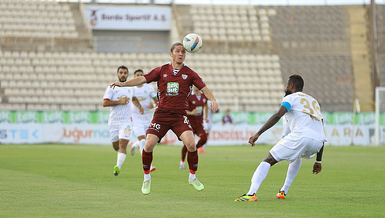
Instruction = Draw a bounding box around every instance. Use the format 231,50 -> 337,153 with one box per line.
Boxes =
110,81 -> 123,89
119,97 -> 129,105
248,133 -> 259,147
204,118 -> 209,123
191,108 -> 197,115
139,106 -> 144,114
210,100 -> 218,112
312,162 -> 322,175
148,102 -> 154,109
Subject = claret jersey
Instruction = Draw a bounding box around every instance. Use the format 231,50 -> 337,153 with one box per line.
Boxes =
144,63 -> 206,112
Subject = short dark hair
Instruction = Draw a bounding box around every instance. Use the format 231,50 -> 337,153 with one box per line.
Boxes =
288,74 -> 304,91
171,42 -> 183,52
134,69 -> 143,75
117,65 -> 128,73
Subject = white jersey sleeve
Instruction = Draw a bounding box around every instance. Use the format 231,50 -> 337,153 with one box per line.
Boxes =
103,86 -> 113,101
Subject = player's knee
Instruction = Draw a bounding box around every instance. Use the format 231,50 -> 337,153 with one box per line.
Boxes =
263,153 -> 278,166
185,142 -> 196,151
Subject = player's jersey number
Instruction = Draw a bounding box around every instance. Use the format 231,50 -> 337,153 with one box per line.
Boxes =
300,98 -> 321,121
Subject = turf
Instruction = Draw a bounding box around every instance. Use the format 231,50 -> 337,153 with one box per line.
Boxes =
0,144 -> 384,218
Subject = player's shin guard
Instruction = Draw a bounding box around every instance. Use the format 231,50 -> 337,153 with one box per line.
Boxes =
181,145 -> 188,162
187,150 -> 198,172
142,150 -> 153,174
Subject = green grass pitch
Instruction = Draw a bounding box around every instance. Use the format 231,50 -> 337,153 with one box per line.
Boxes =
0,144 -> 384,217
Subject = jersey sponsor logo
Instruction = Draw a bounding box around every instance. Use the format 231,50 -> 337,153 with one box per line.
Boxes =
182,74 -> 188,80
137,97 -> 146,102
166,82 -> 179,96
117,95 -> 130,103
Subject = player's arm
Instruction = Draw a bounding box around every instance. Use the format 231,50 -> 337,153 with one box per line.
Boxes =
204,102 -> 209,122
313,144 -> 324,175
186,108 -> 197,116
110,76 -> 147,88
201,86 -> 218,112
131,97 -> 144,114
249,106 -> 287,146
149,97 -> 158,109
103,97 -> 128,107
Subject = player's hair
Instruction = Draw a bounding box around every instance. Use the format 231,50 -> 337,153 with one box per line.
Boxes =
170,42 -> 183,52
288,74 -> 304,91
117,65 -> 128,73
134,69 -> 143,75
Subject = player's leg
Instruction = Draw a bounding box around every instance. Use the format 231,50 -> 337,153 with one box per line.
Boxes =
195,125 -> 208,154
114,138 -> 129,176
248,153 -> 277,194
180,130 -> 204,191
141,133 -> 159,194
137,134 -> 155,172
112,141 -> 119,151
235,151 -> 278,201
114,123 -> 132,176
180,145 -> 188,169
278,158 -> 302,199
109,125 -> 120,151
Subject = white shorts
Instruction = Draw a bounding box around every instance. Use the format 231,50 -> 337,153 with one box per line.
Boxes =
109,122 -> 133,142
270,137 -> 323,163
132,113 -> 152,138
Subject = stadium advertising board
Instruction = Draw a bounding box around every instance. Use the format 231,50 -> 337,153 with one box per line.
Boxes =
84,6 -> 172,30
0,111 -> 383,146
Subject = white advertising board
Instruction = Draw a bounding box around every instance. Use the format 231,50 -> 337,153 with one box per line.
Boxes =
84,6 -> 172,30
0,124 -> 378,146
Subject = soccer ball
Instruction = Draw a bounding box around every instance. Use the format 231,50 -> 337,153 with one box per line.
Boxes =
183,33 -> 203,53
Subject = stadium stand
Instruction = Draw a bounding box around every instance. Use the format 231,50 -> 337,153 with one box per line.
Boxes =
0,1 -> 379,112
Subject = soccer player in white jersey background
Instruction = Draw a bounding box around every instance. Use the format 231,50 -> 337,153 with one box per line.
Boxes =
129,69 -> 158,172
235,74 -> 326,202
103,66 -> 144,176
202,97 -> 219,154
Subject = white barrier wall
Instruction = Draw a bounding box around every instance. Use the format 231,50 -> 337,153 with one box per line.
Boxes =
0,123 -> 378,146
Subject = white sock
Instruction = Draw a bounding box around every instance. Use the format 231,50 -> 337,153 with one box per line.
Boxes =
144,173 -> 151,181
247,162 -> 271,195
189,172 -> 196,181
116,152 -> 126,169
180,160 -> 185,165
132,140 -> 140,148
281,158 -> 302,194
139,139 -> 146,156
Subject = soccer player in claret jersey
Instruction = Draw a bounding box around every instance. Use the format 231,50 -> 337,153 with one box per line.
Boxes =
110,42 -> 218,195
235,74 -> 326,202
180,85 -> 209,170
129,69 -> 158,172
102,66 -> 144,176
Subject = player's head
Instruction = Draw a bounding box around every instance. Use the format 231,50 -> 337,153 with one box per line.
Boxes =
134,69 -> 144,78
117,65 -> 129,82
170,42 -> 186,65
285,74 -> 304,96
